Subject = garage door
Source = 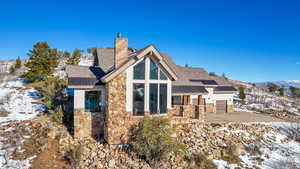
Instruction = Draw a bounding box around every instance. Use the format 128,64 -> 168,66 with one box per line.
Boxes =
216,100 -> 227,113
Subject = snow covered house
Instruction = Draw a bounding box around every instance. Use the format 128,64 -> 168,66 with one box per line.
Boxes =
66,34 -> 237,144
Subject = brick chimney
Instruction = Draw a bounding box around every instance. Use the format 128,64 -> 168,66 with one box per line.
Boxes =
114,33 -> 128,68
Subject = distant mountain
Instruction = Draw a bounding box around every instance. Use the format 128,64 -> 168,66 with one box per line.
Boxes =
256,80 -> 300,88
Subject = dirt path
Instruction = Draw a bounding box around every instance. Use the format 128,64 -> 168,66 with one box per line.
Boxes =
205,111 -> 286,123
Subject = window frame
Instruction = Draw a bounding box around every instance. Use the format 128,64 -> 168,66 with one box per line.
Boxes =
84,90 -> 102,112
131,57 -> 169,115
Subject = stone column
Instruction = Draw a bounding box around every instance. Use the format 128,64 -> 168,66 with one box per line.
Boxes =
205,103 -> 215,113
106,73 -> 131,144
227,104 -> 234,112
74,109 -> 92,138
73,90 -> 93,138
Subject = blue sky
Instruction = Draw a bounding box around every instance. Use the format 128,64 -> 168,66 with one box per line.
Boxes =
0,0 -> 299,82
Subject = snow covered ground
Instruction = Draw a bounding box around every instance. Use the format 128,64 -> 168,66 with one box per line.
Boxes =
0,80 -> 42,169
0,80 -> 41,123
239,122 -> 300,169
234,86 -> 300,116
214,122 -> 300,169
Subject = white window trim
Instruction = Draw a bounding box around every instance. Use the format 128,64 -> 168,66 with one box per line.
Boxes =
126,57 -> 171,114
74,87 -> 106,112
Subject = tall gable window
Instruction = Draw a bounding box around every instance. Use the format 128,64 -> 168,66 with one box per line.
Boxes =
132,57 -> 169,115
133,59 -> 145,80
150,59 -> 158,80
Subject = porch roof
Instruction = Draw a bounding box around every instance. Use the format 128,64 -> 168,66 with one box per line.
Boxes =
172,85 -> 208,95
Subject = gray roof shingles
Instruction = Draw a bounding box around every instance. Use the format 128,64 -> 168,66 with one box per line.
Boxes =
172,85 -> 208,94
67,47 -> 236,90
214,86 -> 237,92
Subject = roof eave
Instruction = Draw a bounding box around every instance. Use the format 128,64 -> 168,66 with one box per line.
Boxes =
101,45 -> 178,83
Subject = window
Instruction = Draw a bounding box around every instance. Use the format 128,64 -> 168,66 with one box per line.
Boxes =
159,84 -> 167,114
149,84 -> 158,114
149,83 -> 167,114
85,91 -> 101,112
132,57 -> 169,115
160,70 -> 167,80
150,59 -> 158,80
133,83 -> 145,116
172,96 -> 182,105
133,59 -> 145,80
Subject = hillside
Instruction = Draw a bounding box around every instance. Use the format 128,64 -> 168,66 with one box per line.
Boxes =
257,80 -> 300,88
0,56 -> 300,169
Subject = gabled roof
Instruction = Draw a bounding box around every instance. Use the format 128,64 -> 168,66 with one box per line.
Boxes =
101,45 -> 178,83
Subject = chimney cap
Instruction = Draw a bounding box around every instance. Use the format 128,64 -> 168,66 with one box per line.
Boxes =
117,32 -> 122,38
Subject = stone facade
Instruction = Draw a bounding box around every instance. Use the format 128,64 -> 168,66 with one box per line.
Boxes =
169,104 -> 205,125
205,103 -> 215,113
104,71 -> 207,144
105,72 -> 132,144
114,37 -> 128,67
227,104 -> 234,113
74,109 -> 105,139
74,109 -> 91,138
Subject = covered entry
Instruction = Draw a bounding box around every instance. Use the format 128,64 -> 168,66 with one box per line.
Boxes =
216,100 -> 227,113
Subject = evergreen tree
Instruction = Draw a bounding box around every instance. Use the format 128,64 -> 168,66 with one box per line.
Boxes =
87,47 -> 97,54
9,65 -> 15,74
15,56 -> 22,69
266,83 -> 279,93
24,42 -> 59,82
63,51 -> 71,58
209,72 -> 217,76
66,48 -> 83,65
222,73 -> 228,80
278,87 -> 284,96
290,86 -> 300,97
238,86 -> 246,102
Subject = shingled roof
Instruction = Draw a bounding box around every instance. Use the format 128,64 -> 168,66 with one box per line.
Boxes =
214,86 -> 237,92
172,85 -> 208,94
67,45 -> 234,90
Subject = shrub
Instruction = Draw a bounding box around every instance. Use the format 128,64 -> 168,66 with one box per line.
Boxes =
31,77 -> 66,111
130,117 -> 186,167
238,86 -> 246,102
221,144 -> 241,164
0,107 -> 9,117
53,106 -> 63,124
9,66 -> 16,74
66,145 -> 84,167
245,143 -> 262,156
185,153 -> 217,169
